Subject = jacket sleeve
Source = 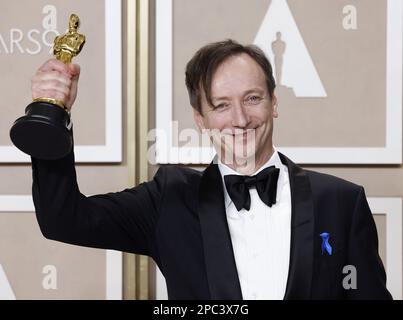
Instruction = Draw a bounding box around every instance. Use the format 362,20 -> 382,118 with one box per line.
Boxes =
346,187 -> 392,300
31,148 -> 165,258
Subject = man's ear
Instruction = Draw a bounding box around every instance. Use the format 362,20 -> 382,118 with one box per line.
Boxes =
193,108 -> 206,132
271,94 -> 278,118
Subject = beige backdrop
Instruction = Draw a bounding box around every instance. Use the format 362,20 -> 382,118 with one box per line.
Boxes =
172,0 -> 386,148
0,212 -> 106,299
0,0 -> 126,299
0,0 -> 106,146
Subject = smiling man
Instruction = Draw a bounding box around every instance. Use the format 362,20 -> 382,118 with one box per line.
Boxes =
30,39 -> 391,299
190,45 -> 278,175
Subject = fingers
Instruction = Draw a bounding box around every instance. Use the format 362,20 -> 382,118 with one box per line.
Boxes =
32,75 -> 71,105
39,58 -> 71,76
32,79 -> 71,96
68,63 -> 81,78
32,60 -> 81,110
32,71 -> 72,86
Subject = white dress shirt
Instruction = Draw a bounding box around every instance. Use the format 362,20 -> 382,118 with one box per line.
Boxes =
217,149 -> 291,300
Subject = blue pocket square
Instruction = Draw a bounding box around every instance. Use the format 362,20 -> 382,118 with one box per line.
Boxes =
320,232 -> 332,255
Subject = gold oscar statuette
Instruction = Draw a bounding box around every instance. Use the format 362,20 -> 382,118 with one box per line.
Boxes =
10,14 -> 86,160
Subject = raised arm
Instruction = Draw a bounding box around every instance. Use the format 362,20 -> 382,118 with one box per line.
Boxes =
32,148 -> 165,258
30,58 -> 165,259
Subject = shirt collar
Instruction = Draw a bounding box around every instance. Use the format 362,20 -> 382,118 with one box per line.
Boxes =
217,147 -> 285,209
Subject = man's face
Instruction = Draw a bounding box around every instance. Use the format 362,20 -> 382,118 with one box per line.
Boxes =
194,53 -> 277,168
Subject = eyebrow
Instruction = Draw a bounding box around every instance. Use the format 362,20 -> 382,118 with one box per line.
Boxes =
243,87 -> 266,96
211,87 -> 266,102
211,96 -> 230,103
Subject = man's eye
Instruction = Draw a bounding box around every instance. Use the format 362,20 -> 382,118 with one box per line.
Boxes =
214,103 -> 227,110
245,96 -> 261,104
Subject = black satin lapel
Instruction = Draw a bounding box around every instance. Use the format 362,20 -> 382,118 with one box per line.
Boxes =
279,153 -> 314,300
198,163 -> 243,300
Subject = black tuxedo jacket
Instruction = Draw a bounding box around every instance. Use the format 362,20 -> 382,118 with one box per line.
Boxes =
31,150 -> 392,300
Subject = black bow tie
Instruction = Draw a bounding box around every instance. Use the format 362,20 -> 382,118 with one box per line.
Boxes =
224,166 -> 280,211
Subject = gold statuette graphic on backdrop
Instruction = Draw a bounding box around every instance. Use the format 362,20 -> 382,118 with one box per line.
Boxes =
10,14 -> 86,160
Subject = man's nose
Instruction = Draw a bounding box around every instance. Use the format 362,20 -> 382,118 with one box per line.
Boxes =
231,102 -> 250,128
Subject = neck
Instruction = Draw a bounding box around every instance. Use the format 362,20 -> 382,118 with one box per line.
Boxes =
220,146 -> 275,175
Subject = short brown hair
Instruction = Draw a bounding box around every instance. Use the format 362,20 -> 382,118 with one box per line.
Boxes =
185,39 -> 276,114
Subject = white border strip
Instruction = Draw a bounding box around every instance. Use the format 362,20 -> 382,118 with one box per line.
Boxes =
155,0 -> 402,164
106,250 -> 122,300
368,197 -> 403,300
0,195 -> 122,300
156,265 -> 168,300
0,264 -> 16,300
2,0 -> 122,163
156,0 -> 173,163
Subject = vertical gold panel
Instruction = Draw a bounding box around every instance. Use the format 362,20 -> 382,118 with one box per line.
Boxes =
123,0 -> 138,300
123,0 -> 151,299
136,0 -> 150,300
